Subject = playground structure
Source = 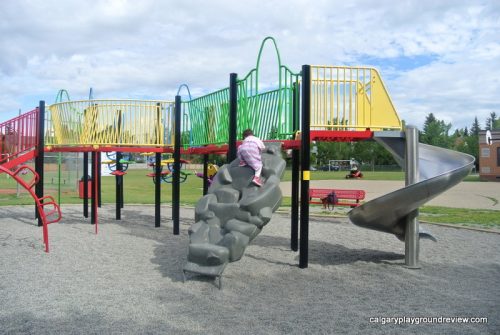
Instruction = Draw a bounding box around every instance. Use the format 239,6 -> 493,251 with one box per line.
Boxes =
0,37 -> 474,277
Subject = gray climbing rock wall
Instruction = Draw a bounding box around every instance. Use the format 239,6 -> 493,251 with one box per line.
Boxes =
184,143 -> 286,276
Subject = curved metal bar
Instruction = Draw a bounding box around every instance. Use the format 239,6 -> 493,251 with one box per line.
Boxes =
176,84 -> 192,101
54,89 -> 71,103
255,36 -> 282,95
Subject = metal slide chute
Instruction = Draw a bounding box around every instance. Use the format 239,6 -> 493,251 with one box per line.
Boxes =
348,136 -> 475,239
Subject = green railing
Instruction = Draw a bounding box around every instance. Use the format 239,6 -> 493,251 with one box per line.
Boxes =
184,37 -> 299,147
185,87 -> 230,146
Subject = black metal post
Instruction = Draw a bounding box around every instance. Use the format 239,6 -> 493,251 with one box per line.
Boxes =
116,152 -> 122,220
83,152 -> 89,218
35,101 -> 45,226
91,151 -> 98,224
291,81 -> 300,251
155,152 -> 161,227
120,169 -> 124,209
299,65 -> 311,268
203,154 -> 209,195
172,95 -> 181,235
155,102 -> 162,228
291,149 -> 300,251
228,73 -> 238,162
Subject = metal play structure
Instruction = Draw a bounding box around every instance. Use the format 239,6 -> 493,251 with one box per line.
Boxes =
0,37 -> 474,280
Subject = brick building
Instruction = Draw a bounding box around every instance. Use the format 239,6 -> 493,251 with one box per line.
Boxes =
479,130 -> 500,181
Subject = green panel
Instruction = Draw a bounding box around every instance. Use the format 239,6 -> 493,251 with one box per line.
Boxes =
186,87 -> 230,146
184,37 -> 300,147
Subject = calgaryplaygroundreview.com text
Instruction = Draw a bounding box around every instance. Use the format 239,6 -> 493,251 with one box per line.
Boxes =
369,316 -> 488,326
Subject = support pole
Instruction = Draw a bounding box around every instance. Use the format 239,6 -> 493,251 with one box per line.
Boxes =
35,101 -> 45,227
172,95 -> 181,235
228,73 -> 238,162
291,82 -> 300,252
203,154 -> 209,195
291,149 -> 300,251
116,152 -> 122,220
155,152 -> 161,227
299,65 -> 311,268
154,103 -> 162,228
91,151 -> 98,225
404,126 -> 420,268
83,152 -> 89,218
57,153 -> 62,204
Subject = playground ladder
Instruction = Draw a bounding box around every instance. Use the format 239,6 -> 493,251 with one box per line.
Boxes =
0,162 -> 62,252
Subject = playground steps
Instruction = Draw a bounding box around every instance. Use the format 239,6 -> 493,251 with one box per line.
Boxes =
1,109 -> 62,252
0,163 -> 62,252
183,144 -> 286,289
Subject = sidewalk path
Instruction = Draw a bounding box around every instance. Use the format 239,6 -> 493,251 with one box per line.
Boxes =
280,180 -> 500,210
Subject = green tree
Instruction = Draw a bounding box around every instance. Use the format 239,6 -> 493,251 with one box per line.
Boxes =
420,113 -> 452,148
471,117 -> 481,136
351,141 -> 397,170
486,112 -> 500,130
315,142 -> 352,166
454,118 -> 480,171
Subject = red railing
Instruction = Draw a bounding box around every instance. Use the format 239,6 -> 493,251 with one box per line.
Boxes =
0,109 -> 39,165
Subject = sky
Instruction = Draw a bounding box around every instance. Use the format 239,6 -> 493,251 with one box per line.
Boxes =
1,0 -> 499,131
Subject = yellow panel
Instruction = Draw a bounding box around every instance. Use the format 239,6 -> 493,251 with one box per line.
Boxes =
47,99 -> 175,148
369,69 -> 401,130
309,65 -> 402,131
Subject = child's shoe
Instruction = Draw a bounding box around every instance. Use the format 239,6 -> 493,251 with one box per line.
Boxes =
252,176 -> 262,187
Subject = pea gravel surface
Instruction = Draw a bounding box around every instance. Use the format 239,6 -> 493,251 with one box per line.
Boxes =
1,204 -> 498,335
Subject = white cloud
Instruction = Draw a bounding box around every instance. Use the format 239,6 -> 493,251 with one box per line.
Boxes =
1,0 -> 499,131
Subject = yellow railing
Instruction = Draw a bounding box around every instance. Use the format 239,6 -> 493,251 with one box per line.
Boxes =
310,66 -> 402,131
47,99 -> 175,147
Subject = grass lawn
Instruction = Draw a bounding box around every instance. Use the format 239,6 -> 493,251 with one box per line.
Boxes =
1,168 -> 497,229
0,169 -> 205,206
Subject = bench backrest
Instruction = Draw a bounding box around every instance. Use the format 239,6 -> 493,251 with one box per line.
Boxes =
309,188 -> 365,200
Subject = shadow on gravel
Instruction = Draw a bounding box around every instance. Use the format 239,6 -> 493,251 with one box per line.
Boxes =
251,234 -> 403,266
0,207 -> 38,226
126,220 -> 192,284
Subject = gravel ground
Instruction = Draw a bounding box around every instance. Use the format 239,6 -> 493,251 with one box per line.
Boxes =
0,204 -> 499,335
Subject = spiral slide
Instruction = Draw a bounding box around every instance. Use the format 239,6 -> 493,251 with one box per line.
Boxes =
183,144 -> 286,288
349,134 -> 475,240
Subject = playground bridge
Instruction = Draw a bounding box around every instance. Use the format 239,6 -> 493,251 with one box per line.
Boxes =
44,64 -> 401,153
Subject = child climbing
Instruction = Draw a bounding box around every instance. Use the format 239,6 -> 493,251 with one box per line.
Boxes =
237,128 -> 265,187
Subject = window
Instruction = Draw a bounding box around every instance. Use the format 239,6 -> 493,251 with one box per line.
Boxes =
481,148 -> 490,158
497,147 -> 500,166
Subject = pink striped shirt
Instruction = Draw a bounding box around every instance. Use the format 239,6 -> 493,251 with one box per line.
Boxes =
237,135 -> 265,171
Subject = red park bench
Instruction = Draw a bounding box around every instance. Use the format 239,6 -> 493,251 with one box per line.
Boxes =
308,188 -> 366,208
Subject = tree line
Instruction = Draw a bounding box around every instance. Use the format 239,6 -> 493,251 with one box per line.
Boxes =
314,112 -> 500,170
